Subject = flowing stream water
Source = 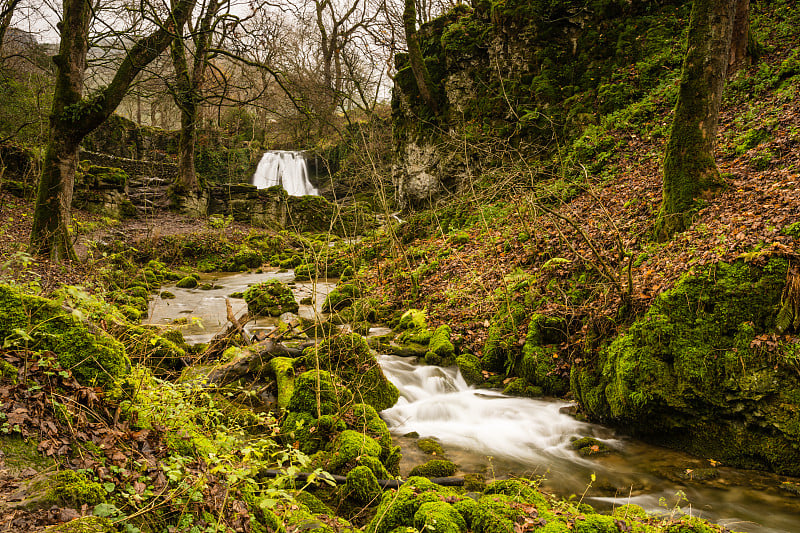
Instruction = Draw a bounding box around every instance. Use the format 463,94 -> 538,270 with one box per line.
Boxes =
146,271 -> 800,532
252,151 -> 318,196
379,355 -> 800,533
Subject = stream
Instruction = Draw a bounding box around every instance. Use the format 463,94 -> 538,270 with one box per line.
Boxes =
147,270 -> 800,533
380,356 -> 800,533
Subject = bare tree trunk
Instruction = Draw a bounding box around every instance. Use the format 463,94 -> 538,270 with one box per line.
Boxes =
728,0 -> 750,73
403,0 -> 439,116
655,0 -> 736,240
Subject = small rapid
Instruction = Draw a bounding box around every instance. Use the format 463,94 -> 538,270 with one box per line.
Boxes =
378,355 -> 800,533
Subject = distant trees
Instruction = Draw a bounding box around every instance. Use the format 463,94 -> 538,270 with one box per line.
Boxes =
30,0 -> 197,260
655,0 -> 741,240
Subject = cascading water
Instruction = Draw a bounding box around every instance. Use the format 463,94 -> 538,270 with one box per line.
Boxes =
378,355 -> 800,533
252,150 -> 318,196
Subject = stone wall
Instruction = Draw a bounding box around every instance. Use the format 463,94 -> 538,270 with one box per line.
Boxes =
80,151 -> 178,184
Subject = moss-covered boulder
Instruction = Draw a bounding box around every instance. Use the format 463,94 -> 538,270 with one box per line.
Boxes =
517,314 -> 570,395
409,458 -> 457,478
344,465 -> 382,504
414,501 -> 467,533
224,245 -> 263,271
176,276 -> 198,289
366,477 -> 459,533
302,333 -> 399,411
456,353 -> 483,385
323,283 -> 362,312
324,429 -> 388,477
44,516 -> 116,533
425,324 -> 456,366
287,370 -> 350,416
571,258 -> 800,475
0,285 -> 130,388
244,280 -> 299,317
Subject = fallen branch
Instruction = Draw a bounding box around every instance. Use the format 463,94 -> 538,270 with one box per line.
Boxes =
260,469 -> 464,488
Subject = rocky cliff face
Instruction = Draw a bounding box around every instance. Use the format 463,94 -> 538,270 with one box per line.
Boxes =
391,0 -> 689,207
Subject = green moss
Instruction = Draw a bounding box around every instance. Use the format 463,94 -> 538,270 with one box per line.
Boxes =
456,353 -> 483,385
0,358 -> 18,382
287,370 -> 349,416
502,378 -> 543,398
414,501 -> 467,533
572,258 -> 800,474
46,470 -> 106,508
0,285 -> 130,388
44,516 -> 116,533
483,479 -> 544,506
472,494 -> 525,533
409,459 -> 457,478
344,465 -> 382,504
482,303 -> 526,373
323,283 -> 362,312
176,276 -> 198,289
326,429 -> 385,476
453,497 -> 479,527
366,477 -> 457,533
303,333 -> 399,411
343,403 -> 392,454
425,324 -> 455,366
245,280 -> 299,317
416,438 -> 445,456
271,357 -> 296,409
225,246 -> 263,271
611,504 -> 648,520
570,437 -> 612,457
116,325 -> 186,371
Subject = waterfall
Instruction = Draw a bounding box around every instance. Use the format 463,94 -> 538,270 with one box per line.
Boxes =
252,150 -> 318,196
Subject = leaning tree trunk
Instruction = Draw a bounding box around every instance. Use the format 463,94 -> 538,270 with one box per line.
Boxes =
29,0 -> 90,261
29,0 -> 198,260
655,0 -> 737,240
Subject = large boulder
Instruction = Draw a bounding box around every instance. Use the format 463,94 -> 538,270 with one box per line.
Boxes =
572,258 -> 800,475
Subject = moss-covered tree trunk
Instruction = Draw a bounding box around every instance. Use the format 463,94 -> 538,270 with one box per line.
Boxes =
403,0 -> 439,116
655,0 -> 737,240
30,0 -> 198,260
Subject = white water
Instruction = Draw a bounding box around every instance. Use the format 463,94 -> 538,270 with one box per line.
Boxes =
378,355 -> 800,533
252,150 -> 318,196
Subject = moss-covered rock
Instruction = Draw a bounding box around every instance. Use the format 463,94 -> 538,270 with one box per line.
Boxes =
366,477 -> 457,533
225,246 -> 263,271
0,285 -> 130,388
302,333 -> 399,411
416,438 -> 445,456
409,459 -> 457,478
482,303 -> 526,373
44,516 -> 116,533
176,276 -> 198,289
344,465 -> 382,504
425,324 -> 456,366
245,280 -> 299,317
287,370 -> 350,416
456,353 -> 483,385
502,378 -> 543,398
323,283 -> 362,312
414,501 -> 467,533
570,437 -> 612,457
325,429 -> 387,477
571,258 -> 800,475
45,470 -> 106,508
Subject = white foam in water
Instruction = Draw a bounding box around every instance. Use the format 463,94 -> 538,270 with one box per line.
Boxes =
252,150 -> 318,196
379,355 -> 601,465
